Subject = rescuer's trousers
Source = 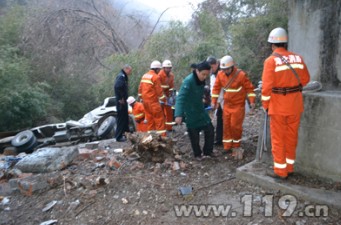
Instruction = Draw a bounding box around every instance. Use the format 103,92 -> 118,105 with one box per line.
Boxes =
222,105 -> 245,151
162,104 -> 174,131
143,101 -> 166,136
270,114 -> 301,177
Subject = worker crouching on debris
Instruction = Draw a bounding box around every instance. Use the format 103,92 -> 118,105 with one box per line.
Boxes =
127,96 -> 148,132
174,60 -> 215,160
261,27 -> 310,179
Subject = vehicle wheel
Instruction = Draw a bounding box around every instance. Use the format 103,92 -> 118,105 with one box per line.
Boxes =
11,130 -> 37,153
97,116 -> 116,139
18,136 -> 37,154
11,130 -> 34,147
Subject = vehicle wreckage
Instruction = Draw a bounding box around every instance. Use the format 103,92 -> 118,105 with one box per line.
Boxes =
0,97 -> 136,154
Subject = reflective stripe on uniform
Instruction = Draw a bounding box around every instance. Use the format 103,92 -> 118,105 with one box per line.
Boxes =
233,139 -> 241,143
156,130 -> 167,134
223,139 -> 233,143
224,86 -> 242,92
261,95 -> 271,101
275,64 -> 304,72
274,162 -> 287,169
159,95 -> 166,100
147,130 -> 167,134
248,93 -> 256,97
134,113 -> 144,119
286,158 -> 295,164
141,79 -> 154,85
161,85 -> 169,88
211,94 -> 219,98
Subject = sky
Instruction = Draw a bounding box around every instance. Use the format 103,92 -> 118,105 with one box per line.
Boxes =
137,0 -> 204,22
116,0 -> 205,22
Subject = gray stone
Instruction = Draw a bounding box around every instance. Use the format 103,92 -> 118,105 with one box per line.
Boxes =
14,146 -> 78,173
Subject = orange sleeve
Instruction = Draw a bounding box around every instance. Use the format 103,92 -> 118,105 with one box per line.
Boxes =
261,57 -> 275,109
169,73 -> 174,90
153,74 -> 165,101
242,72 -> 256,104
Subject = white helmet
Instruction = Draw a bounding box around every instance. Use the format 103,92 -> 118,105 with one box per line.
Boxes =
162,60 -> 172,67
220,55 -> 234,69
150,60 -> 162,69
126,96 -> 136,105
267,27 -> 288,43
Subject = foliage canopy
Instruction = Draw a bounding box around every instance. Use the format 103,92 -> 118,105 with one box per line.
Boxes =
0,0 -> 288,131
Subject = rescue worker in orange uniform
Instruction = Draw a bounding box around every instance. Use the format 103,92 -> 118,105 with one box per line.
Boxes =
138,60 -> 167,136
158,60 -> 175,132
127,96 -> 148,132
211,55 -> 256,154
261,27 -> 310,179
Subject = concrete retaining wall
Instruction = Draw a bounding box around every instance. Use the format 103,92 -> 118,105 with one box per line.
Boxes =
296,92 -> 341,182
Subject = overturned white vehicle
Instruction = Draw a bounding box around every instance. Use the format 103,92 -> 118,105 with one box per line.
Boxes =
0,97 -> 136,154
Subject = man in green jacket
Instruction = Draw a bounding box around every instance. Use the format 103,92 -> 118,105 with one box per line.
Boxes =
175,61 -> 214,160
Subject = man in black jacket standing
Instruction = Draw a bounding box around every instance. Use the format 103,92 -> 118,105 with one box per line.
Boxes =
114,64 -> 132,142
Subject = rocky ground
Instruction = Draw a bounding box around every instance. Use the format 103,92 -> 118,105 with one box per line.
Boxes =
1,109 -> 341,225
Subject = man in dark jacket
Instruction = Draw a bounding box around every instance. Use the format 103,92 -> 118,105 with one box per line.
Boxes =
175,60 -> 214,160
114,64 -> 132,142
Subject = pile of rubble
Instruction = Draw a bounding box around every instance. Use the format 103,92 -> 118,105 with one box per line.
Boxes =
0,132 -> 188,198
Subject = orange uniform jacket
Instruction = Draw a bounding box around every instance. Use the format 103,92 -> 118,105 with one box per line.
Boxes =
158,69 -> 175,131
261,48 -> 310,115
158,70 -> 175,99
130,102 -> 148,132
138,70 -> 166,135
212,68 -> 256,107
139,70 -> 165,103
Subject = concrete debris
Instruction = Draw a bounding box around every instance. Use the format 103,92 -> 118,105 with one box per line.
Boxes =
14,147 -> 78,173
113,148 -> 123,153
172,161 -> 180,170
1,196 -> 10,205
39,220 -> 58,225
42,200 -> 58,212
84,141 -> 99,150
107,157 -> 121,169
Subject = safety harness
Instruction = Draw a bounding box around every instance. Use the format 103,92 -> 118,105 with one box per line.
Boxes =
271,52 -> 302,95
